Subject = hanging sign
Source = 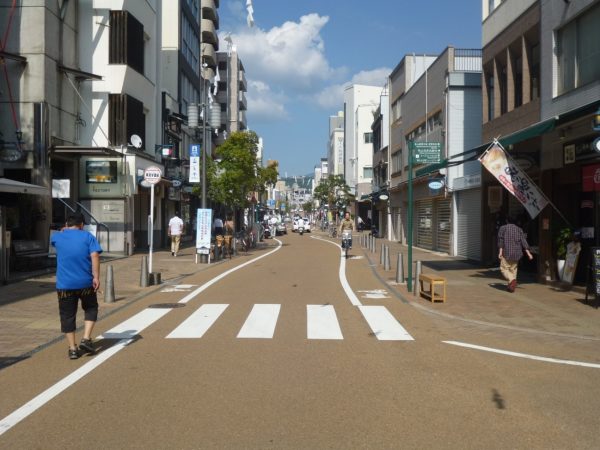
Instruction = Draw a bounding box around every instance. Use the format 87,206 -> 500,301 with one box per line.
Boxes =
479,142 -> 548,219
189,144 -> 200,183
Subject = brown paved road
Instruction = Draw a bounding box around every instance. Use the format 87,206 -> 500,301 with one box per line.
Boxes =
0,232 -> 599,448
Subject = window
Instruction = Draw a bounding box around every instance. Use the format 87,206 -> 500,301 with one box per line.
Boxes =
86,161 -> 117,184
514,55 -> 523,107
556,3 -> 600,96
364,132 -> 373,144
530,43 -> 540,100
363,167 -> 373,179
109,11 -> 144,75
486,73 -> 494,121
109,94 -> 145,148
181,13 -> 199,73
391,151 -> 402,174
391,98 -> 402,122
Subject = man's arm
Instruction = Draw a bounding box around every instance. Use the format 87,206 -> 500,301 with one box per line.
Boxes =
91,252 -> 100,291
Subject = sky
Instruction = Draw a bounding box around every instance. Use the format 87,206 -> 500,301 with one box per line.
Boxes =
218,1 -> 482,177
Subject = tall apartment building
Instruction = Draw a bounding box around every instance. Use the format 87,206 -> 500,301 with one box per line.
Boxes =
215,45 -> 248,146
328,111 -> 344,176
343,84 -> 382,200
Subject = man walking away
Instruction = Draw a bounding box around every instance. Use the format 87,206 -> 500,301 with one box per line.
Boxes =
168,211 -> 184,257
213,215 -> 224,236
498,216 -> 533,292
51,212 -> 103,359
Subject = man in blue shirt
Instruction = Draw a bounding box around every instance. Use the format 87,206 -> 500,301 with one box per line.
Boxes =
51,212 -> 103,359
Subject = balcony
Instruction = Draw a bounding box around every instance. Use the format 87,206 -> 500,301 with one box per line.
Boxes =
201,19 -> 218,49
202,43 -> 216,68
238,91 -> 247,111
201,0 -> 220,28
238,111 -> 247,130
238,70 -> 247,91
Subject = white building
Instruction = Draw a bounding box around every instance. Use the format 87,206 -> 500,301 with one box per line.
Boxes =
327,111 -> 344,176
343,85 -> 382,198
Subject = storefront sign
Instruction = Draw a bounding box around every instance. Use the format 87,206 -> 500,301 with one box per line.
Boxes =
582,164 -> 600,192
79,158 -> 122,198
479,142 -> 548,219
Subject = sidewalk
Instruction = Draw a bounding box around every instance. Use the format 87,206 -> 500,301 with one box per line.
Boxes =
356,233 -> 600,340
0,244 -> 227,369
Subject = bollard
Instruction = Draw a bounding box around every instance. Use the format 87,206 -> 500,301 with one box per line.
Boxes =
380,243 -> 385,265
140,255 -> 149,287
413,260 -> 422,296
371,235 -> 376,253
384,246 -> 391,271
104,265 -> 115,303
149,272 -> 161,286
396,253 -> 405,283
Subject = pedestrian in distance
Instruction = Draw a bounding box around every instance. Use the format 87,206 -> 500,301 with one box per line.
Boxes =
213,214 -> 224,236
168,211 -> 184,257
498,216 -> 533,293
51,212 -> 103,360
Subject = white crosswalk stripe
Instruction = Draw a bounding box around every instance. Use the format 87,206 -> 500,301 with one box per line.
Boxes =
306,304 -> 343,340
166,304 -> 229,339
165,303 -> 414,341
358,305 -> 414,341
237,304 -> 280,339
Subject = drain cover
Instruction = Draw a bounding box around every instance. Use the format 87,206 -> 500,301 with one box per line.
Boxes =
148,303 -> 185,309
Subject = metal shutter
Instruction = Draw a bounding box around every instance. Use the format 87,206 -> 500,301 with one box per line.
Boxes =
416,199 -> 433,249
456,188 -> 481,260
435,198 -> 451,253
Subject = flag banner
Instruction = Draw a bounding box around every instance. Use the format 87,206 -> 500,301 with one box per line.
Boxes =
479,141 -> 548,218
189,144 -> 200,183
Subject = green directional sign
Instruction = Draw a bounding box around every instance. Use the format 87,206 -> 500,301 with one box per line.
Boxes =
410,141 -> 442,164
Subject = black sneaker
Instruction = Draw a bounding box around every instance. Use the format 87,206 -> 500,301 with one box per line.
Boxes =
69,348 -> 80,360
79,338 -> 95,354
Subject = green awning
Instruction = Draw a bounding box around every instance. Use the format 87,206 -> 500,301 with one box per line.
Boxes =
415,116 -> 557,178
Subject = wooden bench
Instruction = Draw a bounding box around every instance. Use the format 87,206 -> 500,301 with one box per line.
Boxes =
419,273 -> 447,303
12,240 -> 51,271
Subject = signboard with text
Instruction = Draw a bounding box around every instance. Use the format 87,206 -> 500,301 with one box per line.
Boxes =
195,208 -> 212,254
189,144 -> 200,183
410,142 -> 441,164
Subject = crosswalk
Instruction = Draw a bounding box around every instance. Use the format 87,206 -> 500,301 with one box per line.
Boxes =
161,303 -> 414,342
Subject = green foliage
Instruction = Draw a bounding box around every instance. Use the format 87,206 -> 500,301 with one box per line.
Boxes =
555,227 -> 572,259
313,175 -> 353,211
302,201 -> 313,213
193,131 -> 278,209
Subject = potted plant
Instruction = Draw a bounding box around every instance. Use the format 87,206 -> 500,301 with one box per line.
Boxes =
555,227 -> 572,280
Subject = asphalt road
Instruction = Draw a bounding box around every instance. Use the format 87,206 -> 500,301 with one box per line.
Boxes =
0,232 -> 598,449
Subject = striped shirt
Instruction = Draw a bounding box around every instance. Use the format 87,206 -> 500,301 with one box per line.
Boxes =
498,223 -> 530,261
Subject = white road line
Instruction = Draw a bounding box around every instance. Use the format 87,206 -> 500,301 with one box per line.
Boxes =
358,305 -> 414,341
307,304 -> 343,340
237,304 -> 280,339
312,236 -> 361,306
178,239 -> 283,304
0,308 -> 169,436
443,341 -> 600,369
98,308 -> 172,339
166,304 -> 229,339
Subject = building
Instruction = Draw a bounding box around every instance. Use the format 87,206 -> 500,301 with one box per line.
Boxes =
215,44 -> 248,146
388,48 -> 482,257
343,84 -> 382,200
328,111 -> 344,176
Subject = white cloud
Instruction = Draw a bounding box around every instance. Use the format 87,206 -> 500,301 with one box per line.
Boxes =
228,13 -> 339,92
246,80 -> 289,123
313,67 -> 391,110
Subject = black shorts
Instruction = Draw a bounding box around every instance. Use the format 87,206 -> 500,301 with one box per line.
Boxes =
56,287 -> 98,333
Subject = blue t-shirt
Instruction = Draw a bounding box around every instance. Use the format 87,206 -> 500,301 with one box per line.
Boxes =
51,229 -> 103,290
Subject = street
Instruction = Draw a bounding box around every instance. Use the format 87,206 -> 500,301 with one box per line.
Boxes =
1,232 -> 599,449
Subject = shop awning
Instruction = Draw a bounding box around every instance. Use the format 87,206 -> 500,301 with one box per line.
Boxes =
51,146 -> 123,157
0,178 -> 50,196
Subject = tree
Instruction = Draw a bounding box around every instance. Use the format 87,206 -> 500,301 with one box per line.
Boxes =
313,175 -> 354,214
302,201 -> 314,213
194,131 -> 278,211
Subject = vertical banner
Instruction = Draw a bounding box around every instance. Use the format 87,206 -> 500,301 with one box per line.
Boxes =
479,142 -> 548,219
189,144 -> 200,183
196,208 -> 212,254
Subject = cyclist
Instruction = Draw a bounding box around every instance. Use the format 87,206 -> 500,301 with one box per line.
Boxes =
338,211 -> 355,248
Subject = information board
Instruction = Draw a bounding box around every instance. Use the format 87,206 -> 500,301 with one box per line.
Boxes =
195,208 -> 212,254
410,141 -> 442,164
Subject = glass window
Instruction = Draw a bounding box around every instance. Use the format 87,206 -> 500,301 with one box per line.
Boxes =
556,3 -> 600,96
363,167 -> 373,179
364,132 -> 373,144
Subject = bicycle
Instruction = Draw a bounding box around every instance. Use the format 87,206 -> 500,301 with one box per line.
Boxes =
328,225 -> 337,238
